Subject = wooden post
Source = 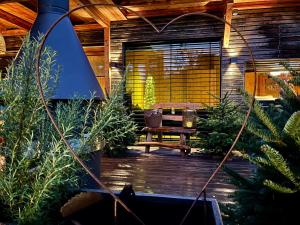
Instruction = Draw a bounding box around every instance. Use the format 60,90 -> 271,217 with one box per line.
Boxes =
104,26 -> 111,94
145,132 -> 152,153
223,3 -> 233,48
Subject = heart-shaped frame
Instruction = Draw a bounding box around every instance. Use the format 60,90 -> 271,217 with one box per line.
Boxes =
34,4 -> 258,225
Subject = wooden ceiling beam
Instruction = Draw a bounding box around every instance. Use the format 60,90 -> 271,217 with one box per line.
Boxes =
223,2 -> 233,48
0,0 -> 29,3
1,29 -> 27,36
2,23 -> 102,37
233,0 -> 300,10
0,3 -> 36,24
0,8 -> 32,30
73,0 -> 110,27
90,0 -> 126,21
123,1 -> 223,12
74,23 -> 102,32
124,4 -> 225,18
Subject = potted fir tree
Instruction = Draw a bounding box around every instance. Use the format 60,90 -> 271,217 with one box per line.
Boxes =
143,76 -> 162,128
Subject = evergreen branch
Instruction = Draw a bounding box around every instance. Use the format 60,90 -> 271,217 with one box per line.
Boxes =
283,111 -> 300,145
246,121 -> 278,143
253,101 -> 281,140
271,76 -> 297,99
261,145 -> 297,185
263,180 -> 297,194
223,166 -> 255,189
280,62 -> 300,78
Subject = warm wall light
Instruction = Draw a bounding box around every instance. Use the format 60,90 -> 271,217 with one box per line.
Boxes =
233,9 -> 239,16
230,57 -> 238,64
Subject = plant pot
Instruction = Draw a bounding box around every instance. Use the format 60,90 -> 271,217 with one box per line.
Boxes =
144,109 -> 162,128
65,191 -> 223,225
80,150 -> 102,190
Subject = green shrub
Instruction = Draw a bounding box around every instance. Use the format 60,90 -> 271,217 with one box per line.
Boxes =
224,63 -> 300,225
195,93 -> 254,156
0,37 -> 137,224
89,80 -> 137,156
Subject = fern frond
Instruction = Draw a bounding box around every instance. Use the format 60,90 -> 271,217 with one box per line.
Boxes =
263,180 -> 297,194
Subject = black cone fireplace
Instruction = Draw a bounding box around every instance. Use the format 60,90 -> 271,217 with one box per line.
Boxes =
30,0 -> 103,100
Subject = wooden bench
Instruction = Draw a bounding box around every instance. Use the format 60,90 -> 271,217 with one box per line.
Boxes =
137,103 -> 201,156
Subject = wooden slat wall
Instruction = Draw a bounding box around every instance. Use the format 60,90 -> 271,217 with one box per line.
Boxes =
223,6 -> 300,103
111,7 -> 300,103
110,15 -> 224,85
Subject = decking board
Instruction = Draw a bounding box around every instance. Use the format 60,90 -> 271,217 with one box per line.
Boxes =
100,148 -> 255,203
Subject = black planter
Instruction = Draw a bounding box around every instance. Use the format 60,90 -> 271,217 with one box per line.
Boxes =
80,151 -> 102,190
64,191 -> 223,225
144,109 -> 162,128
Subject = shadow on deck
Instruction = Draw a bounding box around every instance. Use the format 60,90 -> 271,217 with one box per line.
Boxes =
100,147 -> 255,204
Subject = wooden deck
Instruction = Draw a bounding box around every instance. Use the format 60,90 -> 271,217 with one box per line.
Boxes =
100,147 -> 255,203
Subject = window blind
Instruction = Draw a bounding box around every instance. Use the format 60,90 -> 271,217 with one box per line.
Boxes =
125,41 -> 221,109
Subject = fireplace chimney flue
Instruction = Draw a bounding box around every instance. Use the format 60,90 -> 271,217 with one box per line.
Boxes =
30,0 -> 104,100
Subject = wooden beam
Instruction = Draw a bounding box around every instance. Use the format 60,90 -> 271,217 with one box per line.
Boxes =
74,23 -> 102,32
90,0 -> 126,21
223,3 -> 233,48
123,1 -> 222,11
74,0 -> 110,27
104,26 -> 111,94
0,3 -> 36,24
0,33 -> 6,54
124,2 -> 225,18
233,0 -> 300,10
0,9 -> 32,30
0,0 -> 29,3
1,23 -> 102,37
1,29 -> 27,36
83,46 -> 104,56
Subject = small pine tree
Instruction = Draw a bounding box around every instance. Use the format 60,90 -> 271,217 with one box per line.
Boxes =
224,63 -> 300,225
195,93 -> 257,156
144,76 -> 156,109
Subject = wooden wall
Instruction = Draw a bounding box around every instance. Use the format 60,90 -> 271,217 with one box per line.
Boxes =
110,15 -> 224,84
110,7 -> 300,103
223,6 -> 300,103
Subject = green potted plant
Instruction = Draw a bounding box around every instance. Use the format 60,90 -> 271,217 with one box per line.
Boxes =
143,76 -> 162,128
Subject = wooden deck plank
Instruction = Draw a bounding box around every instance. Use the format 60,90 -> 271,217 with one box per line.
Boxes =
100,149 -> 255,203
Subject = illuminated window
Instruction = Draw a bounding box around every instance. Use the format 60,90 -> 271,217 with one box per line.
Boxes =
245,60 -> 300,100
125,41 -> 221,109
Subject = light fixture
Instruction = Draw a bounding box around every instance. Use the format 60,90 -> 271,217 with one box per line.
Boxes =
230,57 -> 238,64
233,9 -> 239,16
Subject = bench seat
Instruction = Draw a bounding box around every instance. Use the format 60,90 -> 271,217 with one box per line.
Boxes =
142,126 -> 196,134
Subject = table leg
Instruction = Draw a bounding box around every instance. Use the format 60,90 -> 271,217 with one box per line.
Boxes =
145,132 -> 152,153
180,133 -> 187,156
158,132 -> 162,142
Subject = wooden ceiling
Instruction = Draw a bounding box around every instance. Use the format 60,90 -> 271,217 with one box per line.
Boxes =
1,0 -> 300,45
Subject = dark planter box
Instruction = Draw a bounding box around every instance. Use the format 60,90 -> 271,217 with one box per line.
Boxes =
65,190 -> 223,225
80,151 -> 102,189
